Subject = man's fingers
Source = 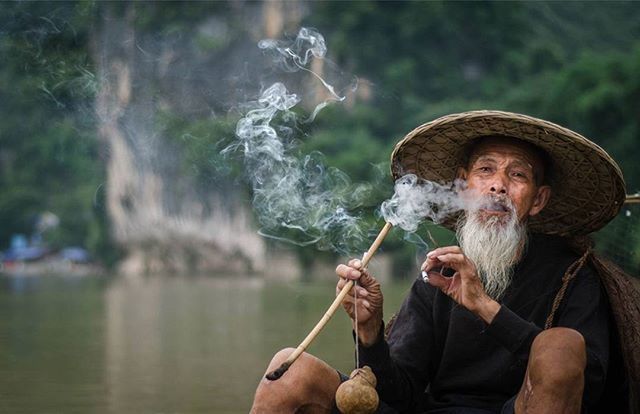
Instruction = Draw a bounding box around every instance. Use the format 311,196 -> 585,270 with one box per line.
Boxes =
432,253 -> 481,284
337,284 -> 369,298
358,269 -> 378,288
422,246 -> 460,271
337,278 -> 369,294
336,264 -> 361,280
336,262 -> 378,289
341,294 -> 372,313
427,272 -> 452,291
355,286 -> 369,297
429,272 -> 465,299
434,253 -> 466,267
421,255 -> 441,272
348,258 -> 363,269
427,246 -> 462,259
336,259 -> 380,316
343,294 -> 371,307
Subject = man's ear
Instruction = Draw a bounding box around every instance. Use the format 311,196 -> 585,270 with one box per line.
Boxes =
529,185 -> 551,217
456,167 -> 468,181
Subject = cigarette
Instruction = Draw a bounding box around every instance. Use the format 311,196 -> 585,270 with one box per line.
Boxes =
422,267 -> 446,282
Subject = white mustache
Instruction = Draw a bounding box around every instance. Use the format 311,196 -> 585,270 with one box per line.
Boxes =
475,194 -> 515,214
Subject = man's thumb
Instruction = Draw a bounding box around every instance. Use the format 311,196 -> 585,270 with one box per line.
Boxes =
427,272 -> 450,291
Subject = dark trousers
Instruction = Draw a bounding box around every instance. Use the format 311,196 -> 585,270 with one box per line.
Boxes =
332,371 -> 516,414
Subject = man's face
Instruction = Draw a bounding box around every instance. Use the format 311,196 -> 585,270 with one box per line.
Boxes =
455,137 -> 551,299
458,137 -> 551,223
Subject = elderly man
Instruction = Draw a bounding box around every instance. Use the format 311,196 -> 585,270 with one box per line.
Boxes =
251,111 -> 629,413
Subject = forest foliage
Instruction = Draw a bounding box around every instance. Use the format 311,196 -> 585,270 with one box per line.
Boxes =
1,1 -> 639,274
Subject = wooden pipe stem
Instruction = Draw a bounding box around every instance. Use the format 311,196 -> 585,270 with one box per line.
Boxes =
265,222 -> 393,380
625,194 -> 640,204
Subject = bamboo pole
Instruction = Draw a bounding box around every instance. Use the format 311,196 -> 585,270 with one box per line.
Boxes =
265,222 -> 393,380
625,194 -> 640,204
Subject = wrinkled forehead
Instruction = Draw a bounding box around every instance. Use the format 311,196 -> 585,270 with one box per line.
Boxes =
465,136 -> 548,177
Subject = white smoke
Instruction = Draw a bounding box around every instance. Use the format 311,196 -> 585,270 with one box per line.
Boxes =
224,28 -> 370,254
380,174 -> 469,232
258,27 -> 357,123
258,27 -> 327,70
228,28 -> 478,256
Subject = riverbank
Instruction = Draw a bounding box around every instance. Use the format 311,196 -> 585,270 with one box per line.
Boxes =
0,258 -> 104,277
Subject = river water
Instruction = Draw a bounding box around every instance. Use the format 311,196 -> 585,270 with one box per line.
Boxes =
0,273 -> 412,413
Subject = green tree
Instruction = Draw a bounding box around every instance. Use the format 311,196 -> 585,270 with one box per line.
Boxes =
0,3 -> 116,262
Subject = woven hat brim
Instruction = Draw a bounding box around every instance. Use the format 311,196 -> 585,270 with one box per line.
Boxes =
390,110 -> 626,236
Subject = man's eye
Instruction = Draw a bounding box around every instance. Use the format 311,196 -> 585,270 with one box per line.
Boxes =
477,166 -> 492,172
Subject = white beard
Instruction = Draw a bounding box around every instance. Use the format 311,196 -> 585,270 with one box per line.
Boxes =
456,204 -> 527,300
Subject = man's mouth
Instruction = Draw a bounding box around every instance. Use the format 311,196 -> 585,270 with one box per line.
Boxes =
479,200 -> 512,215
485,202 -> 509,212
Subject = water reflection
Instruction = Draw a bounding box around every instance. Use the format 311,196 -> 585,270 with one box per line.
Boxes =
0,274 -> 108,414
0,273 -> 411,413
104,276 -> 274,414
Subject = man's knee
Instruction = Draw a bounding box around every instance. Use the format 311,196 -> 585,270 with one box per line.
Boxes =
266,348 -> 334,381
529,328 -> 586,388
270,347 -> 297,368
262,348 -> 320,390
252,348 -> 340,413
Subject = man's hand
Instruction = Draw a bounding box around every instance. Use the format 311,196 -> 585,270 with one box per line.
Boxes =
421,246 -> 500,324
335,259 -> 383,347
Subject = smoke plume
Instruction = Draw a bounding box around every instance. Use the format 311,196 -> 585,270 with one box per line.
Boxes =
229,28 -> 475,256
380,174 -> 468,232
225,28 -> 373,255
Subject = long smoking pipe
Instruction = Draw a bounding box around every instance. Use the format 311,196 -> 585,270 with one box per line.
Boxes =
265,193 -> 639,380
626,194 -> 640,204
266,221 -> 393,381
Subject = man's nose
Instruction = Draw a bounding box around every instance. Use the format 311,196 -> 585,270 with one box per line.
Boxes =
489,175 -> 508,194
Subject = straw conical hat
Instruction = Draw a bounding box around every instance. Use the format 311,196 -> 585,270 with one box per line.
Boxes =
390,110 -> 626,236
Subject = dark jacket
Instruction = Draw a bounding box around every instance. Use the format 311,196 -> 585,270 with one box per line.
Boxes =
359,234 -> 611,413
